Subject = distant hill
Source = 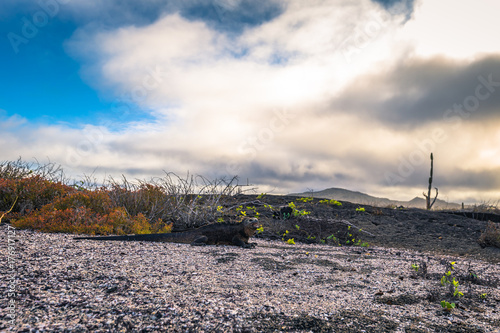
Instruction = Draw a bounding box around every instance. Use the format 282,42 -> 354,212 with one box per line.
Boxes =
288,187 -> 461,209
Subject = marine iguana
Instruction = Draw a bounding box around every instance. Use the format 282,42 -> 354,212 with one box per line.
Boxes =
74,218 -> 260,248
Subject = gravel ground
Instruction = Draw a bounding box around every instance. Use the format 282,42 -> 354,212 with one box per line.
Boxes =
1,223 -> 499,332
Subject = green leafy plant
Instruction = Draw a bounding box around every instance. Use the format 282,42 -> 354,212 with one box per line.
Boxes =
257,193 -> 267,199
327,234 -> 340,246
256,226 -> 264,234
440,301 -> 455,312
282,230 -> 289,239
245,205 -> 260,218
319,199 -> 342,206
452,279 -> 463,297
296,197 -> 313,203
480,293 -> 487,299
288,202 -> 310,217
409,260 -> 427,278
356,207 -> 365,212
440,261 -> 463,298
235,205 -> 248,217
281,230 -> 295,244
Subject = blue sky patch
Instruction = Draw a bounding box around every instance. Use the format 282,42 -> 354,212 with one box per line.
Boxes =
181,0 -> 284,34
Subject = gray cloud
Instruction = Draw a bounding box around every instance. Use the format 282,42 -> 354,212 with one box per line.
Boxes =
332,55 -> 500,129
441,168 -> 500,191
372,0 -> 416,19
181,0 -> 284,34
16,0 -> 284,33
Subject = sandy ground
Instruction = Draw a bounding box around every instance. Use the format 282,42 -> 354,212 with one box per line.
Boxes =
1,222 -> 499,332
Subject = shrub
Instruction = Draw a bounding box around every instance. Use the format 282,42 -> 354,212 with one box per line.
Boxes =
2,159 -> 237,234
13,205 -> 154,236
105,173 -> 238,229
0,159 -> 35,180
107,181 -> 168,221
478,221 -> 500,248
51,190 -> 112,215
12,190 -> 154,235
0,176 -> 74,214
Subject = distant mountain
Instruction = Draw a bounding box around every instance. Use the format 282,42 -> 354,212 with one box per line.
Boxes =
288,187 -> 461,209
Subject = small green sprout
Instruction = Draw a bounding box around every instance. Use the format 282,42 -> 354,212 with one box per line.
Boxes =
319,199 -> 342,206
480,293 -> 487,299
295,224 -> 300,230
440,301 -> 456,311
356,207 -> 365,212
411,264 -> 419,273
441,262 -> 463,298
286,238 -> 295,245
440,275 -> 448,286
256,226 -> 264,234
287,202 -> 311,217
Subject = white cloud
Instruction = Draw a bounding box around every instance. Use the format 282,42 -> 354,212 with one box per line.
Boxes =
400,0 -> 500,59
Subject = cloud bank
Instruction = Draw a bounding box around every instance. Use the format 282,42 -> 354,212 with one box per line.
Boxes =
3,0 -> 500,203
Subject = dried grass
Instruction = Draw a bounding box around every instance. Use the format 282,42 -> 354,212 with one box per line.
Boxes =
478,221 -> 500,248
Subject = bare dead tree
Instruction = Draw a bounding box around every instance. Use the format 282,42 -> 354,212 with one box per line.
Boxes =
423,153 -> 438,210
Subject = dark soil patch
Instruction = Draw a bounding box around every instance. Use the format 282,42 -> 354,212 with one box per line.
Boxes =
215,252 -> 239,264
375,293 -> 422,306
206,250 -> 241,263
250,256 -> 295,271
228,194 -> 500,263
250,310 -> 399,332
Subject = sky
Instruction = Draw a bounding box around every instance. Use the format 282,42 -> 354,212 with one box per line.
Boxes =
1,0 -> 500,204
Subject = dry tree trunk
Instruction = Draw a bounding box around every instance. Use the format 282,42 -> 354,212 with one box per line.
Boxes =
423,153 -> 438,210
